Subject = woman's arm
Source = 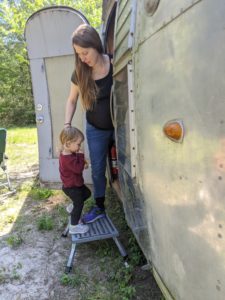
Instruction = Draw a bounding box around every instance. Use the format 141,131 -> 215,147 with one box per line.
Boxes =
64,82 -> 79,127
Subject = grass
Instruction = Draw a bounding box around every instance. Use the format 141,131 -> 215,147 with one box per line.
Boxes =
6,234 -> 23,248
7,126 -> 38,145
30,187 -> 54,200
60,269 -> 88,288
6,126 -> 38,171
0,126 -> 38,234
37,215 -> 54,231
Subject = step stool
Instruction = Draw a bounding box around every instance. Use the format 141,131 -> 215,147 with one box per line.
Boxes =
62,215 -> 127,273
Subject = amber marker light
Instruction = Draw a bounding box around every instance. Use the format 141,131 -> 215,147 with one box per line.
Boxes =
163,120 -> 184,143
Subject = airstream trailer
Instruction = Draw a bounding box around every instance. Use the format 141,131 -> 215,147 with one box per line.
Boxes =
25,1 -> 225,299
102,1 -> 225,299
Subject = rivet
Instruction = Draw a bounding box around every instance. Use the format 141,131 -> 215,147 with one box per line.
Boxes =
144,0 -> 160,16
216,285 -> 221,291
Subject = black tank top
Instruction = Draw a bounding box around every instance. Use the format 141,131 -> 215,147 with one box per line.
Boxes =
71,55 -> 113,130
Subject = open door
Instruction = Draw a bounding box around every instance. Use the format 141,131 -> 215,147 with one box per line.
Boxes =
101,1 -> 122,198
25,6 -> 92,184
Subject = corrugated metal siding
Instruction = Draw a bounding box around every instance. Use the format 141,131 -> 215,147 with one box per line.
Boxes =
114,0 -> 135,68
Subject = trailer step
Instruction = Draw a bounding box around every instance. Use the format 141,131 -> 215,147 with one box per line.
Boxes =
63,214 -> 127,272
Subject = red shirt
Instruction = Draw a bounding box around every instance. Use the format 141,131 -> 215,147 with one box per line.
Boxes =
59,152 -> 85,188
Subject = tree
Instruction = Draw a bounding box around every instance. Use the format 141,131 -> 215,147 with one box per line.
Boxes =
0,0 -> 102,126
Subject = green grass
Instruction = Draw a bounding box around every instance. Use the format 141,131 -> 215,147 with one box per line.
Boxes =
60,270 -> 88,288
0,127 -> 38,233
6,126 -> 38,168
37,215 -> 54,231
30,187 -> 54,200
7,126 -> 37,144
6,234 -> 23,248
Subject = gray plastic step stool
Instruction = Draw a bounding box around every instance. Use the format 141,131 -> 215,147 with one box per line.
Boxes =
62,215 -> 127,273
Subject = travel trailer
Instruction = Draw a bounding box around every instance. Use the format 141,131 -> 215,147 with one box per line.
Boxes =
25,1 -> 225,299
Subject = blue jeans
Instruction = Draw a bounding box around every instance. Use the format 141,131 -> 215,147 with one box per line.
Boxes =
86,122 -> 114,199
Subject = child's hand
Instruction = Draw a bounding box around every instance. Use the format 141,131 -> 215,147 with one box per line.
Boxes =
84,159 -> 89,169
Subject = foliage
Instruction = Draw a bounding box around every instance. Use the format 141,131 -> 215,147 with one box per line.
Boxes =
60,271 -> 88,288
0,0 -> 102,127
6,234 -> 23,249
30,187 -> 53,200
37,214 -> 54,230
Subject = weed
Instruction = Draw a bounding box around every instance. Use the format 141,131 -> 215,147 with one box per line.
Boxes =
53,204 -> 68,228
55,204 -> 67,216
15,262 -> 22,269
112,261 -> 135,297
127,235 -> 146,266
60,271 -> 88,288
95,240 -> 114,258
37,215 -> 54,231
11,269 -> 20,281
0,270 -> 6,284
30,187 -> 53,200
6,234 -> 23,248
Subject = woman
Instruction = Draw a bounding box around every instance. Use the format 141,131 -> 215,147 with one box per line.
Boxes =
64,24 -> 114,223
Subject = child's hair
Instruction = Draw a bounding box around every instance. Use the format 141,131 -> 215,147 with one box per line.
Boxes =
59,127 -> 84,150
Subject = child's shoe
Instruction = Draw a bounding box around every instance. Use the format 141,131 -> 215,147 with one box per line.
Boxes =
69,224 -> 89,234
82,206 -> 105,223
66,203 -> 73,214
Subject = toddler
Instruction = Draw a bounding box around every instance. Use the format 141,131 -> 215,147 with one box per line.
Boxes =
59,127 -> 91,234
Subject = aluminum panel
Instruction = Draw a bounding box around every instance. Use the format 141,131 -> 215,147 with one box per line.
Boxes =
25,7 -> 87,59
136,0 -> 201,46
134,0 -> 225,299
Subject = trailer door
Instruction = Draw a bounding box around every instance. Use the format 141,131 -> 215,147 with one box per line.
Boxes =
25,6 -> 91,184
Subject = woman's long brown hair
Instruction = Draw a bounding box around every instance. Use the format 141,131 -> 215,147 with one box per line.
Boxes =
72,24 -> 104,111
